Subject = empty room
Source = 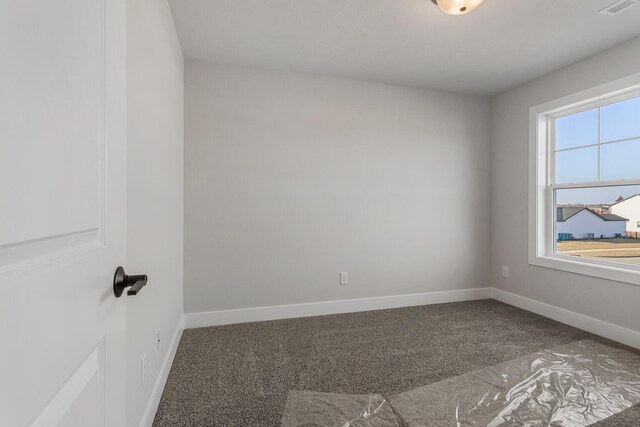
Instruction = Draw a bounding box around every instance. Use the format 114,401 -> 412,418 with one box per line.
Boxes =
4,0 -> 640,426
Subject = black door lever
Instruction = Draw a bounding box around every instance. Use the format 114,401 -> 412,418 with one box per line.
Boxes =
113,266 -> 148,297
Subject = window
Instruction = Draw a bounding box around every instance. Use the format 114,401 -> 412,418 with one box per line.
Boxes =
530,74 -> 640,285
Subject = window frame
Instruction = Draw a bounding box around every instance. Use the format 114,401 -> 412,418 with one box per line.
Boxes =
529,72 -> 640,286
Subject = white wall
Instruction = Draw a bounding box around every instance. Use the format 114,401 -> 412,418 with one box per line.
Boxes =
184,61 -> 491,314
491,37 -> 640,333
126,0 -> 183,426
557,210 -> 627,239
611,195 -> 640,235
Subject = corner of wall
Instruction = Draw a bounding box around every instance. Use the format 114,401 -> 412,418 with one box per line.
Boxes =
138,315 -> 184,427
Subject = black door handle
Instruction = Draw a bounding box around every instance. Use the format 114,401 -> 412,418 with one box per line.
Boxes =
113,266 -> 148,297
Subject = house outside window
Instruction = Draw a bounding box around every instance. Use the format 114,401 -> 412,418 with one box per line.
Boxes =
529,73 -> 640,285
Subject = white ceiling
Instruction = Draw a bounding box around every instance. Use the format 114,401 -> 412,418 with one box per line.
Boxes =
168,0 -> 640,96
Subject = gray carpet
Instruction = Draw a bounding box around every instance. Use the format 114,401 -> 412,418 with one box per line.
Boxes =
153,299 -> 640,426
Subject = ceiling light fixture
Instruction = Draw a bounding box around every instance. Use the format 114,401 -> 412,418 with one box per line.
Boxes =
431,0 -> 485,16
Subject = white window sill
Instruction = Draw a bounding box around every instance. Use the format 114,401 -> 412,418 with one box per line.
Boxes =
530,253 -> 640,286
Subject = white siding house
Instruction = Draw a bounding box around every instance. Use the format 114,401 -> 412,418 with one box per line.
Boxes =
556,207 -> 627,239
610,195 -> 640,236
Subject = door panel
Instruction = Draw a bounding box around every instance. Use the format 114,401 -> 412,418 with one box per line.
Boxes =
31,345 -> 103,427
0,0 -> 127,426
0,0 -> 102,248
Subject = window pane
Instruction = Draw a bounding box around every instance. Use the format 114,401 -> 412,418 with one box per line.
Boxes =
555,146 -> 598,184
601,96 -> 640,142
555,108 -> 598,150
601,138 -> 640,181
555,185 -> 640,266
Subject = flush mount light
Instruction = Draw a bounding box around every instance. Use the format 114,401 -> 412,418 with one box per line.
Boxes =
431,0 -> 485,15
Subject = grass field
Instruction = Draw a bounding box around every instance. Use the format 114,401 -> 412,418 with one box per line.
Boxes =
557,238 -> 640,258
557,238 -> 640,250
566,250 -> 640,258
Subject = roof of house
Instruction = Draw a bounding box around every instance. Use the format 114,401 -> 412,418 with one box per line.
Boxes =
600,213 -> 629,222
556,207 -> 628,222
611,194 -> 640,207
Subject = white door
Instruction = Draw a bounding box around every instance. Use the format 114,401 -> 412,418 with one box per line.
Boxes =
1,0 -> 127,426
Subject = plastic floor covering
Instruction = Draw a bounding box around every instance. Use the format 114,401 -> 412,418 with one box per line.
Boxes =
281,340 -> 640,426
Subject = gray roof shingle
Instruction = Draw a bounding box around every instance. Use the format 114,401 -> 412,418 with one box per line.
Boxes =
556,207 -> 627,222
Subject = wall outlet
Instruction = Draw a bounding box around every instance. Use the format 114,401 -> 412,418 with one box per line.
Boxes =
502,266 -> 509,278
340,272 -> 348,285
156,329 -> 161,351
141,353 -> 147,386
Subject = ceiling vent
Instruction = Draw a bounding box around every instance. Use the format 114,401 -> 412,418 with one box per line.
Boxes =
599,0 -> 640,16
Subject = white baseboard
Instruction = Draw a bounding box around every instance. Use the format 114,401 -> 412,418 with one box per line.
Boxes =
491,288 -> 640,350
139,314 -> 184,427
184,287 -> 492,329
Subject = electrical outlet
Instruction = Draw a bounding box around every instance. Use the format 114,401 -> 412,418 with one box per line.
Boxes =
502,266 -> 509,278
141,353 -> 147,386
340,272 -> 348,285
156,329 -> 161,352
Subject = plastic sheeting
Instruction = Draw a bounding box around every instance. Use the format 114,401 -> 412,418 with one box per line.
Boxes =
281,391 -> 399,426
389,340 -> 640,426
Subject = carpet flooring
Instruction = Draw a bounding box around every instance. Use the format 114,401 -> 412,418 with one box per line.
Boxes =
153,299 -> 640,426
